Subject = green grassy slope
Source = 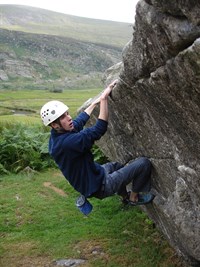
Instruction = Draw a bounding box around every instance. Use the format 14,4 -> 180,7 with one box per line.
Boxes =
0,5 -> 132,90
0,5 -> 133,48
0,28 -> 122,90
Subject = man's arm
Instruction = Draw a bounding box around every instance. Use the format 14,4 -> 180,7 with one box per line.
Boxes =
98,80 -> 118,122
84,96 -> 101,116
84,79 -> 118,119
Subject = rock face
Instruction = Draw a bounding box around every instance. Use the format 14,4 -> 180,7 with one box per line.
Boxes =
82,0 -> 200,265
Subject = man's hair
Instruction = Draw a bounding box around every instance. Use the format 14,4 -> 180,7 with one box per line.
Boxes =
50,117 -> 66,133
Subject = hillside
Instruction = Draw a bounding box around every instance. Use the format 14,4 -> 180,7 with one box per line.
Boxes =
0,28 -> 122,89
0,5 -> 133,48
0,5 -> 133,89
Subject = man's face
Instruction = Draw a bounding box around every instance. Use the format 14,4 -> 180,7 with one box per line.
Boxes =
52,111 -> 74,131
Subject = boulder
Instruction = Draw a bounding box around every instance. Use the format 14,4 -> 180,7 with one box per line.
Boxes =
145,0 -> 200,26
80,0 -> 200,265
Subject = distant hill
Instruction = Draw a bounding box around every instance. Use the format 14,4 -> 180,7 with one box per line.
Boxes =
0,5 -> 133,48
0,5 -> 133,89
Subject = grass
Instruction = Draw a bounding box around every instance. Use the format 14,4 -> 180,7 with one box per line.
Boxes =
0,115 -> 41,124
0,88 -> 101,119
0,170 -> 182,267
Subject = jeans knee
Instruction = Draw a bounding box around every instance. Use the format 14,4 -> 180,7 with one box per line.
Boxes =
138,157 -> 152,171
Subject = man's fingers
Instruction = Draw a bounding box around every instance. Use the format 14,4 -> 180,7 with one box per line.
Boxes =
110,79 -> 118,88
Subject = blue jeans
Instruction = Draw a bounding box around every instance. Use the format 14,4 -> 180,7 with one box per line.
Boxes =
93,157 -> 152,199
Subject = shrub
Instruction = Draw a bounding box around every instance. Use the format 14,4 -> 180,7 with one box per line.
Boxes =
0,123 -> 56,174
49,88 -> 63,93
92,144 -> 109,164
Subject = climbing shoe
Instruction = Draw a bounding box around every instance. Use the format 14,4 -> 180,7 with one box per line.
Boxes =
128,193 -> 155,206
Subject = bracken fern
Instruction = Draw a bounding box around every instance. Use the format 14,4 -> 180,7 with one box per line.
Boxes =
0,122 -> 56,174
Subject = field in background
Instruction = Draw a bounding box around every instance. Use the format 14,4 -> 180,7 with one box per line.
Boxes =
0,88 -> 102,123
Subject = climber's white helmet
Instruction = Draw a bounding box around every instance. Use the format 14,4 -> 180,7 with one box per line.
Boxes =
40,100 -> 69,126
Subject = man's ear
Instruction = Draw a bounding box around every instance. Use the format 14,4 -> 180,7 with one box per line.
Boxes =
50,122 -> 59,129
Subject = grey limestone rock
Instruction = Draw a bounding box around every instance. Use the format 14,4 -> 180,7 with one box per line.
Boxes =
51,259 -> 86,267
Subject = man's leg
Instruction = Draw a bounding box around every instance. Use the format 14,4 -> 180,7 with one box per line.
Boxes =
101,162 -> 128,199
101,162 -> 124,174
102,157 -> 152,200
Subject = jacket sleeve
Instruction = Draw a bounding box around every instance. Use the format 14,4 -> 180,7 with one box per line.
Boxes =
63,119 -> 108,154
73,112 -> 90,132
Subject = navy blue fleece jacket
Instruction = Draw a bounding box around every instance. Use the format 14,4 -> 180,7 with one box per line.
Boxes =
49,111 -> 108,197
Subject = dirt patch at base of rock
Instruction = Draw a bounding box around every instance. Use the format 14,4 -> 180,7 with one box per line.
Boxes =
43,182 -> 67,197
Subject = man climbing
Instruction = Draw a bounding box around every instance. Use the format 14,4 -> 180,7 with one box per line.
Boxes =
40,80 -> 154,215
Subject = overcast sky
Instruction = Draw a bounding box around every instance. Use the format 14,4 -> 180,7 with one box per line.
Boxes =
0,0 -> 139,23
